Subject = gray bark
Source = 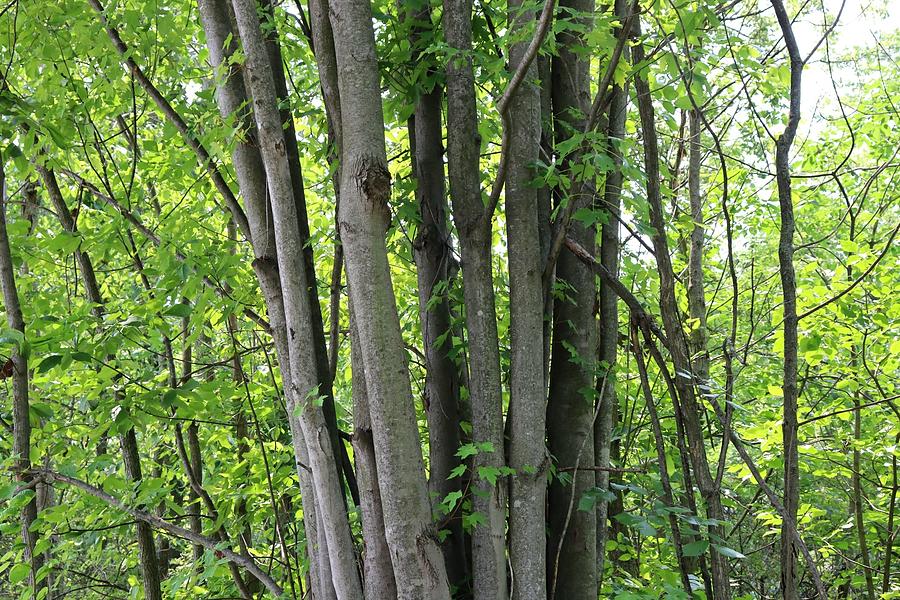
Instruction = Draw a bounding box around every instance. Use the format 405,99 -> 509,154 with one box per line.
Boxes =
350,306 -> 398,599
594,3 -> 629,572
228,2 -> 363,598
852,370 -> 876,600
595,81 -> 627,585
442,0 -> 508,596
196,4 -> 334,596
409,91 -> 462,523
505,1 -> 548,598
685,105 -> 715,594
258,0 -> 349,506
686,110 -> 709,381
327,0 -> 451,596
120,429 -> 165,599
308,0 -> 342,147
181,329 -> 204,568
404,3 -> 466,586
546,0 -> 597,596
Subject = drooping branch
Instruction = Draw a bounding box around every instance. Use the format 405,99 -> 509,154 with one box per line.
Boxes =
564,236 -> 667,344
567,234 -> 828,599
29,469 -> 284,597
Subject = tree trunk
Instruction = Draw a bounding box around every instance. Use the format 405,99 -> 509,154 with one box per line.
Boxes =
546,0 -> 597,597
686,110 -> 709,382
684,107 -> 713,591
349,305 -> 398,599
258,0 -> 349,505
197,3 -> 334,596
120,429 -> 165,599
769,3 -> 803,598
505,1 -> 548,598
884,427 -> 899,596
326,0 -> 451,597
228,2 -> 363,598
0,157 -> 45,593
852,377 -> 876,600
632,323 -> 694,595
595,0 -> 629,583
403,3 -> 466,586
442,0 -> 508,596
632,28 -> 731,600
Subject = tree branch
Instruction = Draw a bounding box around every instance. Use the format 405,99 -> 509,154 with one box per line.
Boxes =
86,0 -> 252,242
30,468 -> 284,597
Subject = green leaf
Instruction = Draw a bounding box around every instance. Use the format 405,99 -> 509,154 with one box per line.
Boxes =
0,328 -> 24,349
36,354 -> 64,374
30,403 -> 53,420
477,466 -> 503,486
163,303 -> 193,318
682,540 -> 709,557
455,443 -> 478,459
161,389 -> 179,408
441,490 -> 463,511
448,464 -> 467,479
9,563 -> 29,584
70,352 -> 94,363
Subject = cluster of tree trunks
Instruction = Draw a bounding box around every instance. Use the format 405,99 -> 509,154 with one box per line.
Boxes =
0,0 -> 838,599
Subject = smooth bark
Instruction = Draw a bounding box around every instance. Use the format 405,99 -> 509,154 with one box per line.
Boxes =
442,0 -> 508,596
327,0 -> 451,597
229,2 -> 363,598
197,4 -> 335,596
595,9 -> 629,576
349,307 -> 398,600
404,3 -> 466,585
258,0 -> 349,505
686,110 -> 710,381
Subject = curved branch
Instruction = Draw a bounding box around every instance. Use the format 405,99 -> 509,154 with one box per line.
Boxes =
798,220 -> 900,321
86,0 -> 252,242
483,0 -> 557,222
30,468 -> 284,597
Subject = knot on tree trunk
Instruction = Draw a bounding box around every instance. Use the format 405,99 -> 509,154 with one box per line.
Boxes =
353,154 -> 391,222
